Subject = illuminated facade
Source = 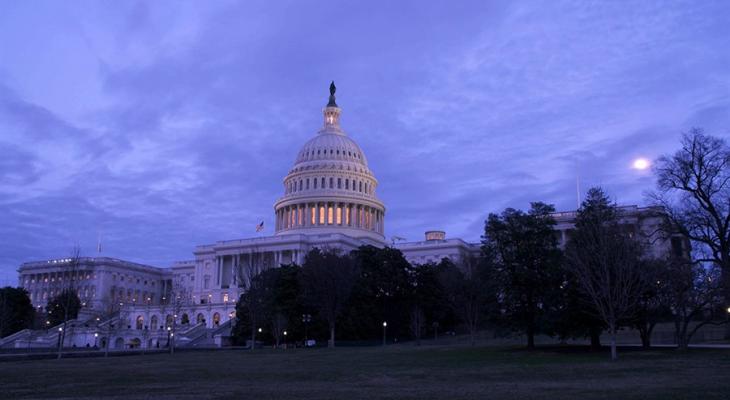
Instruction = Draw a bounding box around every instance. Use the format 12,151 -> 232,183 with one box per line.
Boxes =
5,85 -> 475,350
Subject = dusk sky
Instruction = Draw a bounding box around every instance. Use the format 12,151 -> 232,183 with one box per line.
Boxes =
1,1 -> 729,283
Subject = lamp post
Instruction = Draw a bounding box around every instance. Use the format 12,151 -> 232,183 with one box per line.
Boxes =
57,327 -> 63,353
382,322 -> 387,346
94,332 -> 98,348
167,326 -> 174,355
302,314 -> 312,347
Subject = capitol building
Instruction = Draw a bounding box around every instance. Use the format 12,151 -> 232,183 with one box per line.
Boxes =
1,84 -> 681,351
2,84 -> 480,350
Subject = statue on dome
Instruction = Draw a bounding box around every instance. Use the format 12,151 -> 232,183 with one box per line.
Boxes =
327,81 -> 338,107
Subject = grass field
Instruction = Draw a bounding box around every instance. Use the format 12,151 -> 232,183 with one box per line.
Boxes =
1,345 -> 729,400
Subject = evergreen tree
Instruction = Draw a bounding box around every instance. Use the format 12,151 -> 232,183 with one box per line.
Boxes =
0,287 -> 35,337
483,202 -> 563,349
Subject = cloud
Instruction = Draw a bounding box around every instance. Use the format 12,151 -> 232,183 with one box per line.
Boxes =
0,0 -> 729,280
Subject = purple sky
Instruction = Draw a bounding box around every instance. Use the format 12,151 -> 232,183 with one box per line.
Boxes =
1,1 -> 729,283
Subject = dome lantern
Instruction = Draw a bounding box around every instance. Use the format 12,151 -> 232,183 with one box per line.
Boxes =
322,81 -> 343,134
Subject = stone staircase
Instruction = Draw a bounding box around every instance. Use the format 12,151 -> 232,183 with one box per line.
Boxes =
183,320 -> 233,348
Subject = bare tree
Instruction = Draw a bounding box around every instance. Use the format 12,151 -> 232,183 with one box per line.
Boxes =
440,256 -> 489,346
99,298 -> 122,357
300,248 -> 358,348
408,305 -> 425,346
565,188 -> 646,360
271,312 -> 287,348
168,283 -> 190,355
55,246 -> 82,359
652,129 -> 730,293
659,257 -> 726,349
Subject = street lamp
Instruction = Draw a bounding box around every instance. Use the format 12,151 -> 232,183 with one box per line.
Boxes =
94,332 -> 98,348
382,322 -> 387,346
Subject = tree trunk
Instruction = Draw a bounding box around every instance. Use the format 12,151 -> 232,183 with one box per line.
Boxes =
250,326 -> 255,351
640,330 -> 650,349
589,326 -> 602,350
609,325 -> 618,361
526,323 -> 535,350
329,323 -> 335,348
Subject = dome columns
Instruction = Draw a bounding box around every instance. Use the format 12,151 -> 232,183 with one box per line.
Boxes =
276,200 -> 384,235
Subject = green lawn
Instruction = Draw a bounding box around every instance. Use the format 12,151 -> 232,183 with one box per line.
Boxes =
1,345 -> 729,399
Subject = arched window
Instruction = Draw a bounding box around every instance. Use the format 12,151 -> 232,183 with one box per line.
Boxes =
181,313 -> 190,325
150,315 -> 159,331
321,177 -> 325,188
359,181 -> 363,192
329,177 -> 334,188
213,313 -> 221,327
306,178 -> 310,190
313,178 -> 317,189
165,314 -> 173,328
337,178 -> 342,189
197,313 -> 205,324
136,315 -> 144,330
345,179 -> 349,190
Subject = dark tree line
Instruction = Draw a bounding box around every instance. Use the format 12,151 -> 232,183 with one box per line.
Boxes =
231,130 -> 728,360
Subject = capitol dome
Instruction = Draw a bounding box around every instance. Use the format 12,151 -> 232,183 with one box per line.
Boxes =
273,83 -> 385,242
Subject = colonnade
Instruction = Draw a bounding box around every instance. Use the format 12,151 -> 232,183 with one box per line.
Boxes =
275,202 -> 384,234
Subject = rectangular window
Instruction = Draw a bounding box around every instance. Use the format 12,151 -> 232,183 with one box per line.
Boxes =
298,208 -> 303,225
311,206 -> 316,225
223,293 -> 229,303
319,206 -> 325,224
336,206 -> 342,224
345,179 -> 349,190
345,206 -> 350,225
321,177 -> 325,188
314,179 -> 318,189
306,179 -> 310,189
328,206 -> 334,224
337,178 -> 342,189
329,177 -> 334,188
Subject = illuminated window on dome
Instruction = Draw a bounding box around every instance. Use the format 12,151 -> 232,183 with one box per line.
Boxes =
345,206 -> 350,225
336,206 -> 342,224
319,206 -> 325,224
328,206 -> 334,224
311,206 -> 316,225
298,208 -> 303,225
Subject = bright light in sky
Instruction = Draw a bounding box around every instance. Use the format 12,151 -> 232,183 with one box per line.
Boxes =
632,158 -> 650,170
